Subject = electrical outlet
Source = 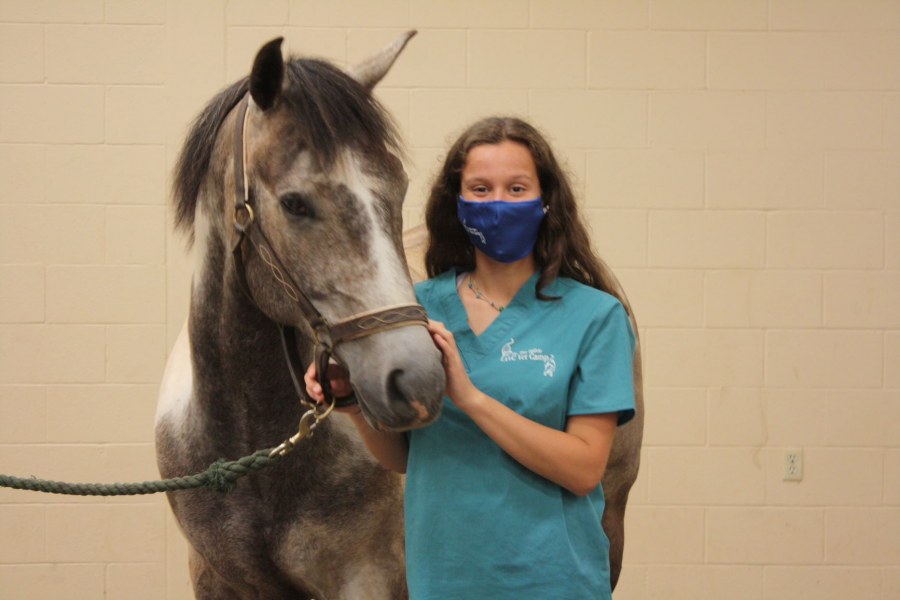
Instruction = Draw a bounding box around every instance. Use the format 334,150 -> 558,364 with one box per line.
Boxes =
783,448 -> 803,481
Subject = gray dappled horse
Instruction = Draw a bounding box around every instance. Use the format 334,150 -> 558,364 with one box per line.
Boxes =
155,33 -> 445,599
157,32 -> 643,599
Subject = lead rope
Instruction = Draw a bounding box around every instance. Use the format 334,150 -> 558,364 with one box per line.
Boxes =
0,394 -> 336,496
0,448 -> 280,496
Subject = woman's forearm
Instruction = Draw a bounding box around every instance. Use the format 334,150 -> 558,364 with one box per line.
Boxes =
427,319 -> 617,496
348,412 -> 410,474
459,392 -> 617,497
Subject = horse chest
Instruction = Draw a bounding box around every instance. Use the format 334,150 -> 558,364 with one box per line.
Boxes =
167,478 -> 323,591
161,411 -> 405,596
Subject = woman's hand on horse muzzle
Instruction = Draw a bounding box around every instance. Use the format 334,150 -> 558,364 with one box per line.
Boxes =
303,361 -> 360,414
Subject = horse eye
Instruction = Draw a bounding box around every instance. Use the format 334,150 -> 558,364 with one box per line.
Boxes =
280,193 -> 315,219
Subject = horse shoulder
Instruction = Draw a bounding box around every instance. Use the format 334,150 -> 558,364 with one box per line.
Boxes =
155,320 -> 194,440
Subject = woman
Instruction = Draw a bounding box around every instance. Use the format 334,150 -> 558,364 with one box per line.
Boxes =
307,116 -> 635,599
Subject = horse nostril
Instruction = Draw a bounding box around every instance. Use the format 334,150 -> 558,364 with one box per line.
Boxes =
365,361 -> 443,430
387,368 -> 406,403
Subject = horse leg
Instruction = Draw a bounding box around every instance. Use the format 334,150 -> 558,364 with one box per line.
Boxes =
332,561 -> 408,600
189,547 -> 249,600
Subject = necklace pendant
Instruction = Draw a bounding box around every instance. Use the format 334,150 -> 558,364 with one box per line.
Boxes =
467,273 -> 506,313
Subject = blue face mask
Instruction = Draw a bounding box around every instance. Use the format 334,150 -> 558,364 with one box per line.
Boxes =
457,197 -> 547,263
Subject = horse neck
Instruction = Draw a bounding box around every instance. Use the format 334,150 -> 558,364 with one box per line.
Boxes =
187,228 -> 309,454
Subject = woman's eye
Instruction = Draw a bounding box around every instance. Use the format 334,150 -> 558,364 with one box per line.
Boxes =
280,193 -> 314,218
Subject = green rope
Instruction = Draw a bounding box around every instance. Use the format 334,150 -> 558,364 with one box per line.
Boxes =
0,448 -> 282,497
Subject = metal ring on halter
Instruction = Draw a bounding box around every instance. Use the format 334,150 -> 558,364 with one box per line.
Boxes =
234,203 -> 255,231
333,391 -> 359,409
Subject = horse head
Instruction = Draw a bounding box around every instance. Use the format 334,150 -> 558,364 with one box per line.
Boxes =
177,33 -> 444,431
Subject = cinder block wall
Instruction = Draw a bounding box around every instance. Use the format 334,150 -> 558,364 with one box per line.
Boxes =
1,1 -> 897,598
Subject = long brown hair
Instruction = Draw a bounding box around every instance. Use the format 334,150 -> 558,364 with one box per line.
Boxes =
424,116 -> 625,304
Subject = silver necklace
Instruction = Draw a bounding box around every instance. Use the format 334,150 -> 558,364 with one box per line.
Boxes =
467,274 -> 505,312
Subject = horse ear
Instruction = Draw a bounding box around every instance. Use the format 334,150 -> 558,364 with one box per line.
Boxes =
250,37 -> 285,111
348,30 -> 417,90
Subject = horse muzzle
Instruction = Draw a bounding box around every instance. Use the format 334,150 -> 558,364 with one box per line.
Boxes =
338,324 -> 445,432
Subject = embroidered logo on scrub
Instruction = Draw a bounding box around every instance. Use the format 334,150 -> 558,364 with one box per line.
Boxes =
500,338 -> 556,377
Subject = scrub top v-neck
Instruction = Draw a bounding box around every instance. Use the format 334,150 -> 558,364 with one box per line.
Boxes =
405,269 -> 636,600
443,270 -> 539,361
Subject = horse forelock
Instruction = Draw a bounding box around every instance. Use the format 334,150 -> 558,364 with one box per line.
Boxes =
172,56 -> 402,248
280,58 -> 403,172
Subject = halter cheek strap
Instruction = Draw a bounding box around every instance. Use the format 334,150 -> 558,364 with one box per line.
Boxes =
228,94 -> 428,411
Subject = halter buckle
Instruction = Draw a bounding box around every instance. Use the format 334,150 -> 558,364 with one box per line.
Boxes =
312,325 -> 333,353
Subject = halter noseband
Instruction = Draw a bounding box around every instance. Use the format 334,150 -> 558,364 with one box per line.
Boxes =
228,94 -> 428,411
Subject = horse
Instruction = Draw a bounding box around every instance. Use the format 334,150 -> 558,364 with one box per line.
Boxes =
157,31 -> 643,598
598,285 -> 644,590
402,226 -> 644,591
155,32 -> 446,599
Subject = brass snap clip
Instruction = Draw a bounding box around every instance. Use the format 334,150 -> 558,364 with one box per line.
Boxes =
269,401 -> 335,458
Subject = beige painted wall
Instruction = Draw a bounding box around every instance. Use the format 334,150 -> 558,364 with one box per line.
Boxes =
1,1 -> 898,598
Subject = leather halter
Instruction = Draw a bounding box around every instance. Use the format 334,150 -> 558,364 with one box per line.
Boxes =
228,94 -> 428,409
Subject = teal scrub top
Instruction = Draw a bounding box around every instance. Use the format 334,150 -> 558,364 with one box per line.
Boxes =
406,269 -> 636,600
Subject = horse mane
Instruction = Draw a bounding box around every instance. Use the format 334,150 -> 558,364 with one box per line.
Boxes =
172,77 -> 248,244
172,57 -> 402,246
